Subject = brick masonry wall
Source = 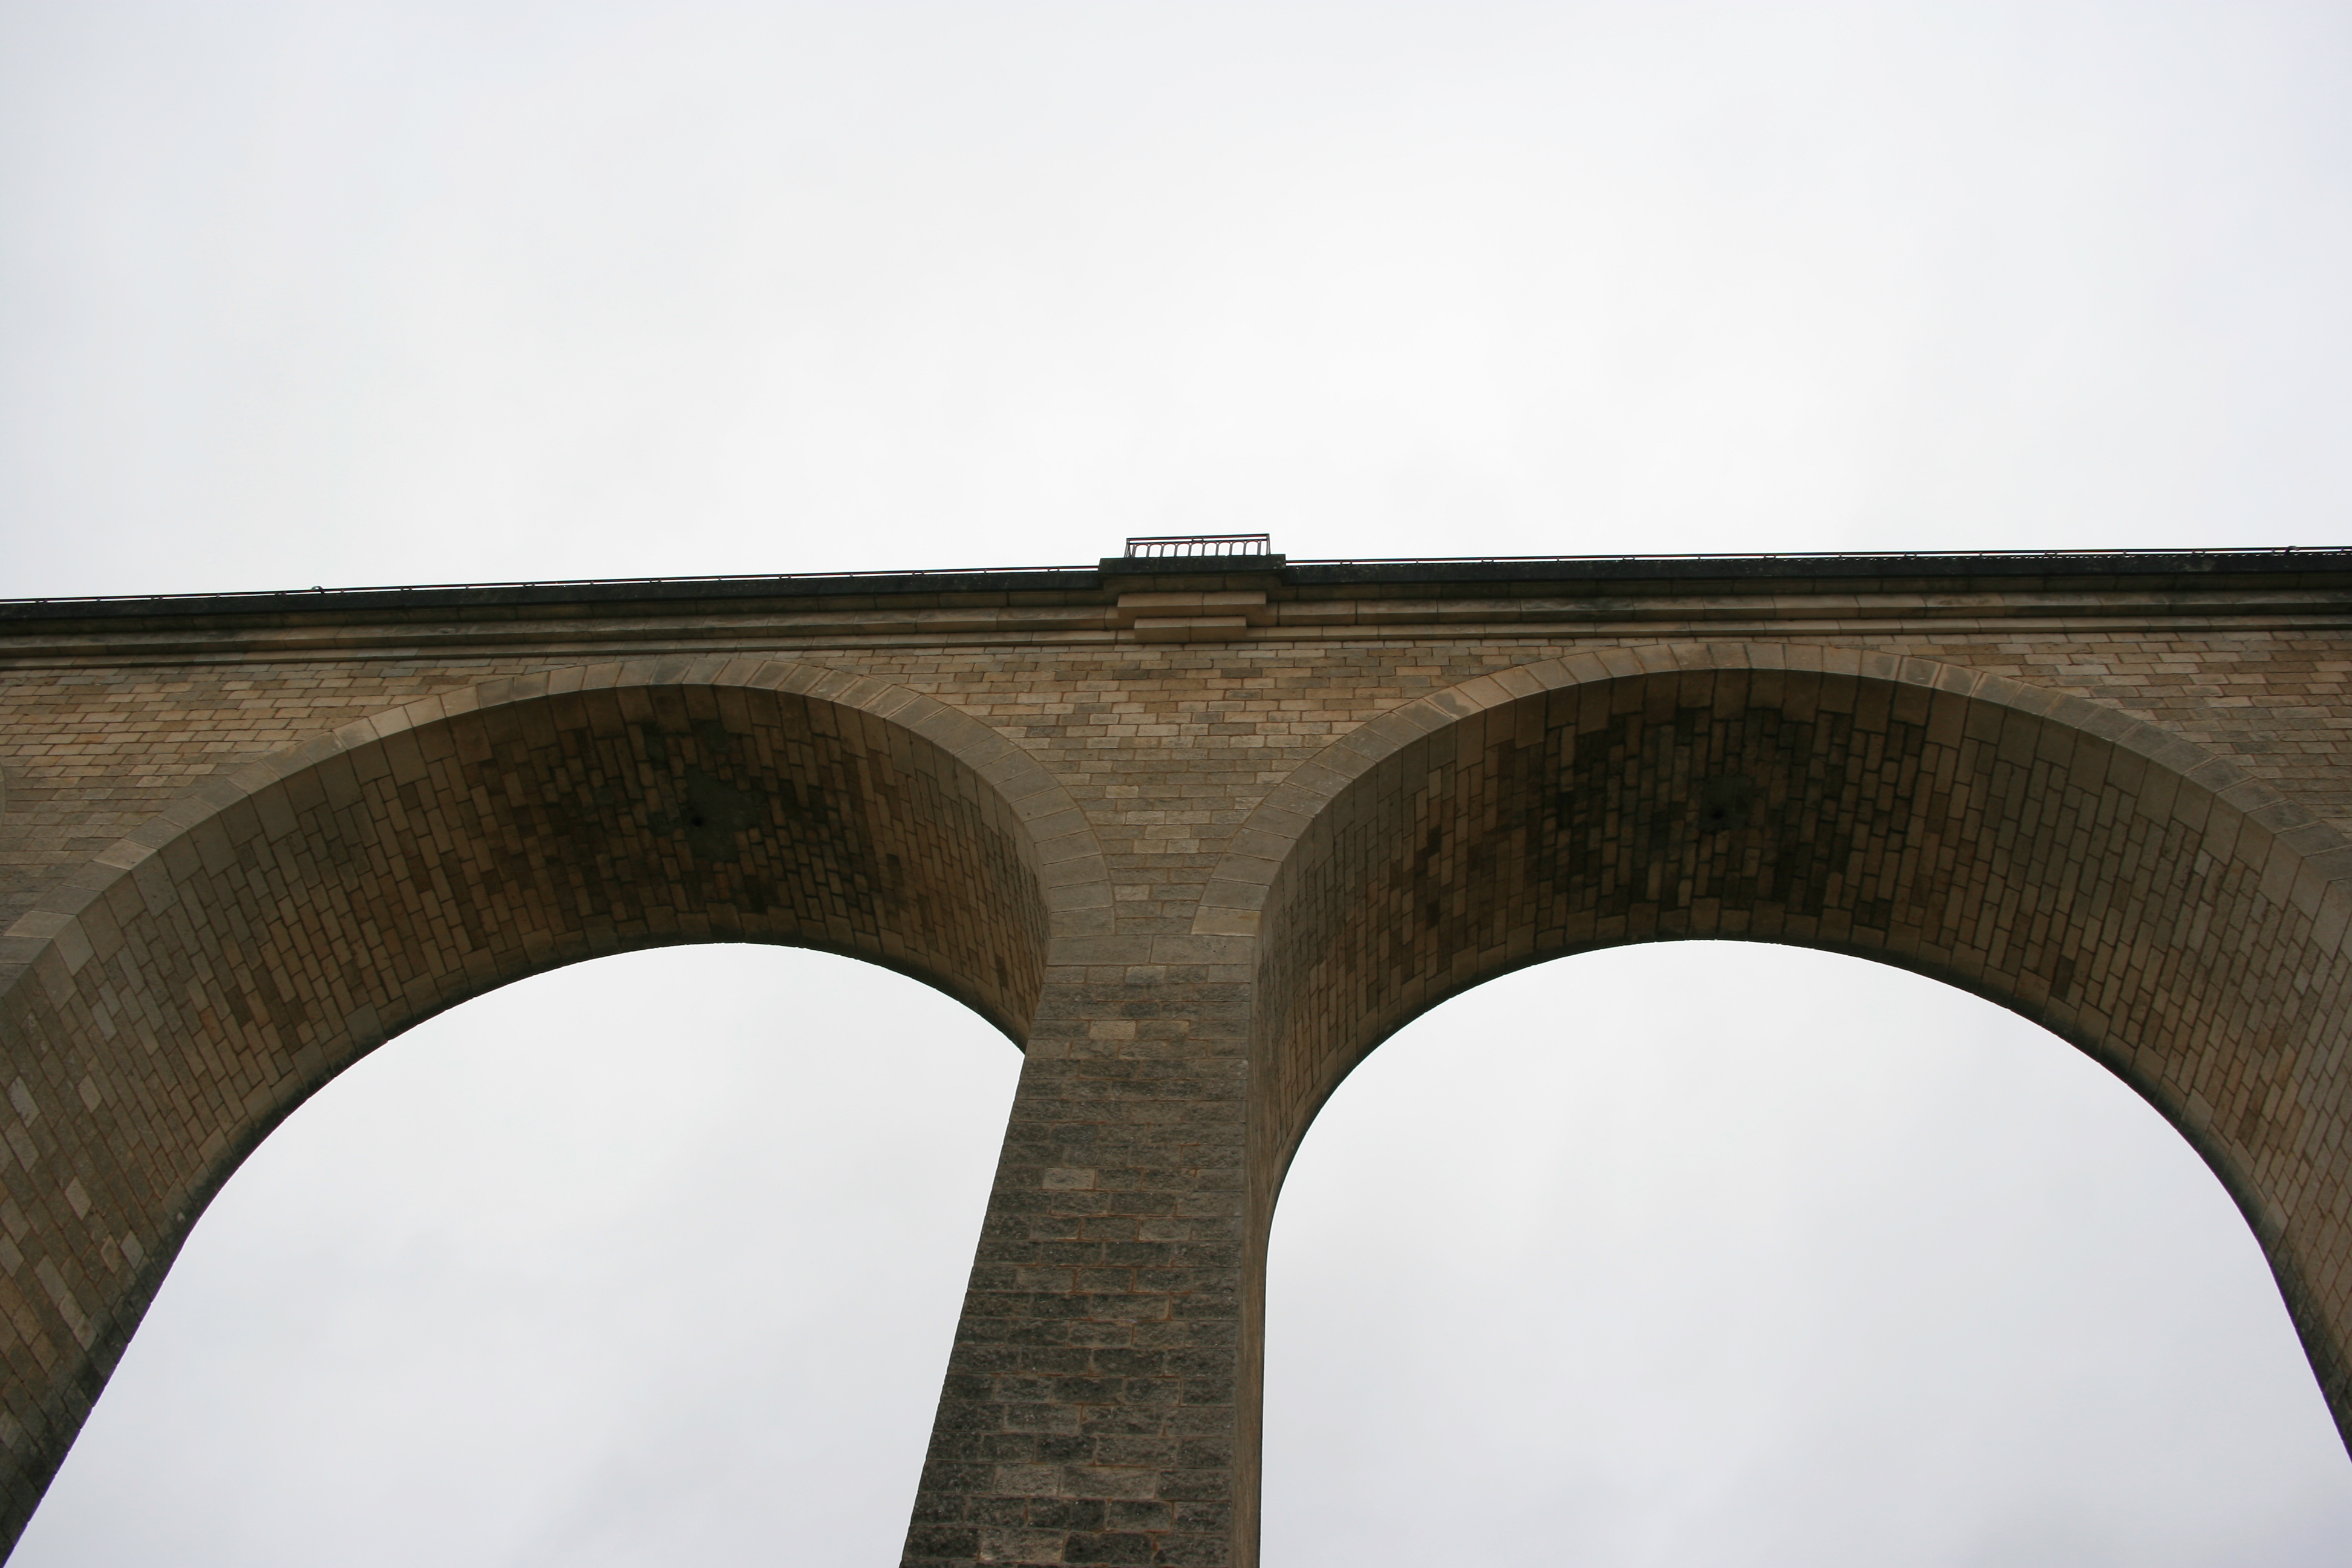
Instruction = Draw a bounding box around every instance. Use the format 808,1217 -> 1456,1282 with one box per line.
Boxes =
0,568 -> 2348,1566
7,628 -> 2352,938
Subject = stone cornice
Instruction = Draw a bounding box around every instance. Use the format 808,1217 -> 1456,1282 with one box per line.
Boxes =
4,558 -> 2351,664
2,546 -> 2347,627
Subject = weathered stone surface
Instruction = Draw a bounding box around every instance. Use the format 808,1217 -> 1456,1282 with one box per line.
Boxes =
2,550 -> 2350,1564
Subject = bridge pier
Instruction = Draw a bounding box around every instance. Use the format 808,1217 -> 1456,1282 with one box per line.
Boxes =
906,965 -> 1256,1568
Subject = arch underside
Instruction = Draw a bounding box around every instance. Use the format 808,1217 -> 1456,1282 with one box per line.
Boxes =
1252,661 -> 2352,1452
0,679 -> 1052,1542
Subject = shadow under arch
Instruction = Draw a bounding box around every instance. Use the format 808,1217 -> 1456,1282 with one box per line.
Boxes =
0,655 -> 1112,1550
1204,641 -> 2352,1537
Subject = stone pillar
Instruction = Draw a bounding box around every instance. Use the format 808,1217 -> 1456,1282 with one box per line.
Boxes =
902,953 -> 1255,1568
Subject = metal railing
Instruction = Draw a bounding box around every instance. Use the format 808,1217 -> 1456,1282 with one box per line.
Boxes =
1123,534 -> 1275,558
0,564 -> 1096,608
1292,546 -> 2335,566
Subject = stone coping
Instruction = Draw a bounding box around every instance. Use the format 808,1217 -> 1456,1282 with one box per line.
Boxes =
3,547 -> 2348,629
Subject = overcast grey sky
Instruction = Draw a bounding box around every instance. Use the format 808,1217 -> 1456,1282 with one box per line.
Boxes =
5,0 -> 2351,599
4,2 -> 2352,1564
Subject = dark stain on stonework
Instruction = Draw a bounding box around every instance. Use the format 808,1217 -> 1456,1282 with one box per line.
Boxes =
674,767 -> 767,862
1698,773 -> 1758,832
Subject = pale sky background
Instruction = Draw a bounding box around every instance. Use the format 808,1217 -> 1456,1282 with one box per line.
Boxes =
4,1 -> 2352,1564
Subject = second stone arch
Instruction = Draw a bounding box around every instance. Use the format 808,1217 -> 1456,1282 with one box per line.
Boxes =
1191,639 -> 2352,1567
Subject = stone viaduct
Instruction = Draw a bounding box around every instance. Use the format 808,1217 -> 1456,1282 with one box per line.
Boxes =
2,543 -> 2350,1563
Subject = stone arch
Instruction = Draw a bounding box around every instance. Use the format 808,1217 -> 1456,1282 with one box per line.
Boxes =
0,655 -> 1111,1546
1211,641 -> 2352,1486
